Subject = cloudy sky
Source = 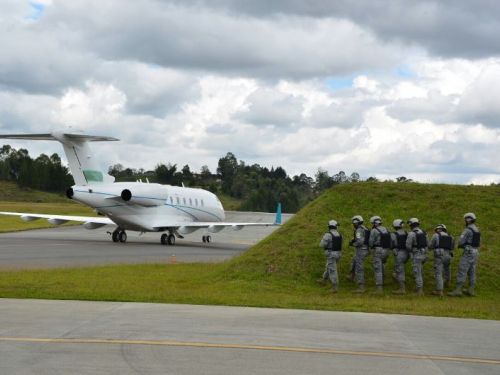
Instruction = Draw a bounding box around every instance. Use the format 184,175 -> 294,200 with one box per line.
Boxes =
1,0 -> 500,184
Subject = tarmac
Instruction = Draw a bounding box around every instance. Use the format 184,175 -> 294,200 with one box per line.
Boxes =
0,299 -> 499,375
1,210 -> 499,374
0,211 -> 292,269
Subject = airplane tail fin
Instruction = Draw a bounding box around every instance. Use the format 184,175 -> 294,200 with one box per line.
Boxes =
0,131 -> 119,186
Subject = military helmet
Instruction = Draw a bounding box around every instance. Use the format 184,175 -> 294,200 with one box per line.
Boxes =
370,216 -> 382,224
327,220 -> 339,228
463,212 -> 476,222
351,215 -> 363,224
392,219 -> 404,229
407,217 -> 420,226
435,223 -> 447,232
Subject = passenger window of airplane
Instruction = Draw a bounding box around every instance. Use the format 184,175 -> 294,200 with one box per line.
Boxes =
176,197 -> 180,205
183,198 -> 186,205
170,197 -> 173,204
201,199 -> 204,207
189,198 -> 192,205
195,199 -> 198,206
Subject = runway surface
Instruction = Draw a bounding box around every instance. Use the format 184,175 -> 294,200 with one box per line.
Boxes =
0,298 -> 499,375
0,211 -> 292,269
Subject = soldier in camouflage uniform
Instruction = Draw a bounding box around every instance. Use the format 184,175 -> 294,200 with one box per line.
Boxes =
391,219 -> 409,295
346,215 -> 370,293
317,220 -> 343,293
406,218 -> 429,296
448,213 -> 481,297
368,216 -> 390,294
429,224 -> 455,297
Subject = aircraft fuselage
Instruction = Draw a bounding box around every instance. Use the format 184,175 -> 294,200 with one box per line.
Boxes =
69,182 -> 225,232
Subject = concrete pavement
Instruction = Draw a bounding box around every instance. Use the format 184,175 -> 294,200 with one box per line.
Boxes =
0,298 -> 499,374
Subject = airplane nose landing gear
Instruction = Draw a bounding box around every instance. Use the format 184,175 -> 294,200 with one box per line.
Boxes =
202,235 -> 211,243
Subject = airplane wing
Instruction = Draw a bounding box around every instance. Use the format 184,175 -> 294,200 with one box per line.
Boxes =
154,204 -> 282,233
0,212 -> 115,230
157,221 -> 280,231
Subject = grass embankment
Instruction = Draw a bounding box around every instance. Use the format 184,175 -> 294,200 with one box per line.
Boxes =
1,182 -> 500,319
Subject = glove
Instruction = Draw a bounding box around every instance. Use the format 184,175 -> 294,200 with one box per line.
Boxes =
348,240 -> 355,247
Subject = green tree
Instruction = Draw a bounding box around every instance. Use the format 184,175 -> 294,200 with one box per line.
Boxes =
217,152 -> 238,194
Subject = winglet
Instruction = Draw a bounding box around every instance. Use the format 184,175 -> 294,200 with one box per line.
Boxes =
274,203 -> 282,225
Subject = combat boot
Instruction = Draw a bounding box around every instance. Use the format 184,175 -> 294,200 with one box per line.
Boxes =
346,273 -> 355,283
414,288 -> 424,296
329,285 -> 338,294
352,284 -> 365,293
392,282 -> 406,295
463,285 -> 475,297
432,290 -> 443,297
447,284 -> 463,297
392,272 -> 398,283
372,285 -> 383,295
316,278 -> 327,286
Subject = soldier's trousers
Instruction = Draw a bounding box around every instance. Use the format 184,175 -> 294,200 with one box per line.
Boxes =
456,247 -> 479,287
350,247 -> 369,285
322,250 -> 342,285
393,249 -> 409,283
373,247 -> 389,286
411,249 -> 428,289
433,249 -> 452,291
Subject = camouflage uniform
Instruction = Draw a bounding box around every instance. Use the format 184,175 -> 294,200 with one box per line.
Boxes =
319,229 -> 343,286
391,229 -> 409,284
349,226 -> 370,286
429,232 -> 455,292
406,228 -> 429,290
369,225 -> 390,287
456,223 -> 481,288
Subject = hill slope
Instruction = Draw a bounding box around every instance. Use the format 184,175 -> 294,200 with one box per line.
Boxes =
221,182 -> 500,295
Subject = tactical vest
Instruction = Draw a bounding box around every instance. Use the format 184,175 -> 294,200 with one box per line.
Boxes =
353,227 -> 370,246
437,233 -> 452,250
394,231 -> 408,249
415,230 -> 428,248
374,227 -> 391,248
327,233 -> 342,251
465,228 -> 481,247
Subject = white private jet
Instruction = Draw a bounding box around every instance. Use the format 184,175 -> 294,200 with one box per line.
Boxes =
0,131 -> 281,245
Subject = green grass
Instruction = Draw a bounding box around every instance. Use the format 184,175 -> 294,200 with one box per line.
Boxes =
0,181 -> 70,203
1,182 -> 500,319
218,193 -> 243,211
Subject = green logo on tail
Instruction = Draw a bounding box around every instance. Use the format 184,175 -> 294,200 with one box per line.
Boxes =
83,170 -> 103,183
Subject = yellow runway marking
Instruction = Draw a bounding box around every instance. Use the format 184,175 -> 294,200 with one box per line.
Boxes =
0,337 -> 499,365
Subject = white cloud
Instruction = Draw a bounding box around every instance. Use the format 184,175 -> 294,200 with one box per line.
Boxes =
1,0 -> 500,184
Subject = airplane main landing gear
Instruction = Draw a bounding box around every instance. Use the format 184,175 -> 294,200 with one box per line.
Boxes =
119,231 -> 127,243
202,235 -> 211,243
161,233 -> 176,245
111,229 -> 127,243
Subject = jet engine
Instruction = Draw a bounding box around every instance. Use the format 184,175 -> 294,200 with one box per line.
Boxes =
120,186 -> 168,207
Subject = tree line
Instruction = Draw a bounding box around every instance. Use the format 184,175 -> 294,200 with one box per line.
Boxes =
1,144 -> 413,213
0,145 -> 73,191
